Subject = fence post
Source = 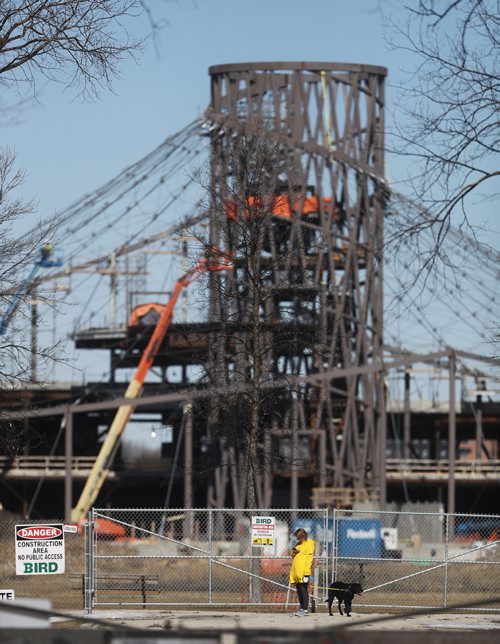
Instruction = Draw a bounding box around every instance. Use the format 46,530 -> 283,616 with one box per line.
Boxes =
331,507 -> 337,583
444,512 -> 449,608
85,508 -> 95,614
64,405 -> 73,522
323,508 -> 333,597
208,508 -> 213,605
324,508 -> 329,596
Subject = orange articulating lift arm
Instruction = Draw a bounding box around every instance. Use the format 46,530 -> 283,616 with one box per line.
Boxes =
71,255 -> 231,521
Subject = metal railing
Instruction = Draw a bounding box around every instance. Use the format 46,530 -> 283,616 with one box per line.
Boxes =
386,459 -> 500,479
0,455 -> 116,479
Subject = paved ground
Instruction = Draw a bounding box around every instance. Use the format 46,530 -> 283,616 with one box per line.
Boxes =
57,608 -> 500,632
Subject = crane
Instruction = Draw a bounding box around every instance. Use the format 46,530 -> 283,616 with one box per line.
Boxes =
71,252 -> 232,521
0,244 -> 63,335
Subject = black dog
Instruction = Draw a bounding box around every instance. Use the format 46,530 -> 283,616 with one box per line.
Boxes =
326,581 -> 363,616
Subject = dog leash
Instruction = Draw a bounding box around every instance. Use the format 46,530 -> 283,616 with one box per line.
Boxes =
308,585 -> 362,592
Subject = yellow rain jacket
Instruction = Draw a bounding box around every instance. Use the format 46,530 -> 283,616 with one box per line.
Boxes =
289,538 -> 315,584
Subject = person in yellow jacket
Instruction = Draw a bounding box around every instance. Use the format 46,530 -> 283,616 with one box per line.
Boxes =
289,528 -> 315,616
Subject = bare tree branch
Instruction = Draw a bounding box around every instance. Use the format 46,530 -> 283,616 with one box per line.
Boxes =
0,0 -> 148,99
387,0 -> 498,268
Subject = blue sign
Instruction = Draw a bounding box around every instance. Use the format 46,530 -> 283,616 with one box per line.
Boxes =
337,518 -> 382,558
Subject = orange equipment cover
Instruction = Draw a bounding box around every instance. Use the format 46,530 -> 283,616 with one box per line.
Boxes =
128,303 -> 165,327
225,195 -> 333,220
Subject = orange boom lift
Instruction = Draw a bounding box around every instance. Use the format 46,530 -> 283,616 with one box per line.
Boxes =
71,252 -> 232,521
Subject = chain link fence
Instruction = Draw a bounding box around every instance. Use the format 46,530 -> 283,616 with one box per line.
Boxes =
1,507 -> 498,613
87,508 -> 329,612
332,509 -> 500,612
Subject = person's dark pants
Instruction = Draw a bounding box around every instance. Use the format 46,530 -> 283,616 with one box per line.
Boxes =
296,582 -> 309,611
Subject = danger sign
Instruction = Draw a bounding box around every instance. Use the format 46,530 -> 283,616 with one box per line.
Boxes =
251,516 -> 275,546
15,524 -> 65,575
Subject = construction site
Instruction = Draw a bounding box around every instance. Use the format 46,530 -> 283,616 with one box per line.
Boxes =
0,61 -> 499,524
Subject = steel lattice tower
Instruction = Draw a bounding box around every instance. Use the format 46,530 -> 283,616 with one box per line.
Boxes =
204,62 -> 387,509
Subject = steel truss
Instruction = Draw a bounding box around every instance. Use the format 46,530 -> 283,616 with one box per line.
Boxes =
201,62 -> 388,508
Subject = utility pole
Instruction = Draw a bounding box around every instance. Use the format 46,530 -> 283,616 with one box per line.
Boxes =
403,368 -> 411,460
475,379 -> 484,460
30,288 -> 38,383
109,252 -> 117,328
183,403 -> 194,539
448,351 -> 456,525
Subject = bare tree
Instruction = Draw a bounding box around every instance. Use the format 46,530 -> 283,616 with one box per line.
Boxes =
387,0 -> 498,260
0,147 -> 60,380
0,147 -> 57,453
0,0 -> 154,388
0,0 -> 147,100
189,118 -> 336,511
193,127 -> 276,509
0,1 -> 169,460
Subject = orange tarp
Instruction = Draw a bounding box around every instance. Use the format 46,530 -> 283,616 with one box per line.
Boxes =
225,195 -> 334,220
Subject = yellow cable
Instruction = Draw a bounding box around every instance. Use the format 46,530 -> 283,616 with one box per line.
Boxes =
320,71 -> 333,158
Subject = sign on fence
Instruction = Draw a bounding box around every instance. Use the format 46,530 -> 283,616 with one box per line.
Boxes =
251,516 -> 275,546
15,524 -> 65,575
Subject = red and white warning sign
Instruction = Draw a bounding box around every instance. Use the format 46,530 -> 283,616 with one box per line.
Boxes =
15,524 -> 65,575
251,516 -> 275,546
